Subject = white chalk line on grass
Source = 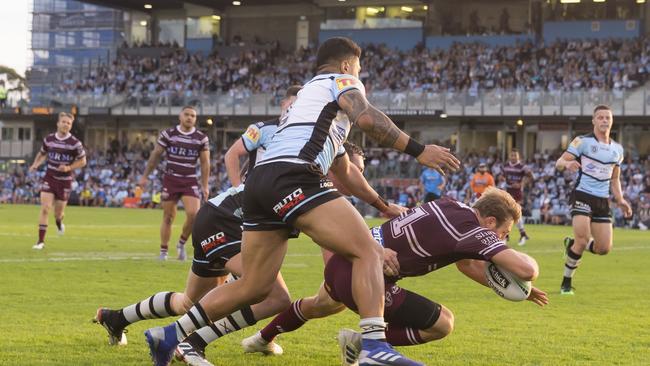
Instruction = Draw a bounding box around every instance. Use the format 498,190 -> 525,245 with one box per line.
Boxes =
0,245 -> 648,265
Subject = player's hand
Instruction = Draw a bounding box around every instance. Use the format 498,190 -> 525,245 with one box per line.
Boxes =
382,248 -> 400,277
29,165 -> 37,172
526,286 -> 549,307
138,176 -> 148,187
57,165 -> 71,173
565,160 -> 581,173
618,199 -> 633,218
202,187 -> 209,202
383,203 -> 408,218
416,144 -> 460,175
511,182 -> 521,190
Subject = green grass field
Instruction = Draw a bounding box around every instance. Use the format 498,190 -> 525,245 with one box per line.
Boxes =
0,204 -> 649,365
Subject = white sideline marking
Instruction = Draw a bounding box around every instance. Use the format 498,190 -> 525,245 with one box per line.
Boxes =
0,255 -> 308,267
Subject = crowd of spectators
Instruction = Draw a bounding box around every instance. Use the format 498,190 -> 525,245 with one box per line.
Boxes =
52,37 -> 650,107
3,144 -> 649,230
364,149 -> 650,230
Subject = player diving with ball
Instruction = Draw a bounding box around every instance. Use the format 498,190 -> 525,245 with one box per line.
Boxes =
242,187 -> 549,366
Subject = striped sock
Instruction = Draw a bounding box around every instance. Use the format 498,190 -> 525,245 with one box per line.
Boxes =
189,306 -> 256,347
260,299 -> 307,342
174,303 -> 211,342
586,239 -> 596,254
360,317 -> 386,341
563,248 -> 582,278
177,235 -> 188,247
386,324 -> 424,346
121,292 -> 177,326
38,224 -> 47,242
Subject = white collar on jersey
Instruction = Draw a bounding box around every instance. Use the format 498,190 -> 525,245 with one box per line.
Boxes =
176,125 -> 196,135
55,132 -> 71,140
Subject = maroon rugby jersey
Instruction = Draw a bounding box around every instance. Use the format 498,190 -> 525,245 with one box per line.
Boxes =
378,198 -> 508,278
157,125 -> 209,179
40,133 -> 85,181
503,161 -> 528,195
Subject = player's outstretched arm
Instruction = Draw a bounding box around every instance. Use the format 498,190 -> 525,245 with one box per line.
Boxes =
338,90 -> 460,174
139,144 -> 165,186
224,139 -> 248,187
490,249 -> 539,281
456,259 -> 489,286
329,153 -> 406,218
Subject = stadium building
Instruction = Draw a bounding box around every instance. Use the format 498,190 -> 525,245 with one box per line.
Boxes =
2,0 -> 650,166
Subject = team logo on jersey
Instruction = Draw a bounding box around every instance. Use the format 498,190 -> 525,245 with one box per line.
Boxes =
591,145 -> 598,154
244,126 -> 261,144
273,188 -> 306,217
320,180 -> 334,189
200,232 -> 227,254
335,77 -> 357,91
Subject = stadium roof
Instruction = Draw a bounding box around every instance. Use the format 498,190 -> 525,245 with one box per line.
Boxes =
81,0 -> 316,11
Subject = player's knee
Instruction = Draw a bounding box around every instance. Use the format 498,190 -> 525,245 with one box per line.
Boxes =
436,307 -> 455,338
162,214 -> 175,225
593,244 -> 611,255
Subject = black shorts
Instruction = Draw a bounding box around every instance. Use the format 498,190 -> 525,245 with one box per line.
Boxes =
570,190 -> 611,224
424,192 -> 441,202
243,162 -> 340,231
191,204 -> 243,278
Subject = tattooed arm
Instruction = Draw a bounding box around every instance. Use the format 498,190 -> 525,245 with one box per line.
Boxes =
338,89 -> 460,173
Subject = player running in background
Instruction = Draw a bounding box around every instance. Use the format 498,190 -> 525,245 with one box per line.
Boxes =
419,166 -> 445,202
242,187 -> 548,366
144,37 -> 459,366
224,86 -> 302,187
470,162 -> 494,201
139,106 -> 210,260
555,105 -> 632,295
29,112 -> 86,250
503,149 -> 533,246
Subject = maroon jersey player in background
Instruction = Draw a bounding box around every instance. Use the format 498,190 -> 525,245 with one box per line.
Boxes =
503,149 -> 533,246
242,187 -> 548,365
139,106 -> 210,260
29,112 -> 87,250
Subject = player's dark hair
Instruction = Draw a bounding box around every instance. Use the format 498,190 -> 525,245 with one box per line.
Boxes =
285,85 -> 302,98
316,37 -> 362,69
343,141 -> 365,158
593,104 -> 611,115
472,187 -> 521,227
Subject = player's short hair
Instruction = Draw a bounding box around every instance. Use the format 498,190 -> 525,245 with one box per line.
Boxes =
181,105 -> 197,112
285,85 -> 302,98
316,37 -> 362,69
472,187 -> 521,227
58,112 -> 74,121
343,141 -> 365,158
593,104 -> 611,115
510,149 -> 520,155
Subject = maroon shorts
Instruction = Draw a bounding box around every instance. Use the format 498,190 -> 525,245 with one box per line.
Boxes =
324,254 -> 407,322
41,175 -> 72,201
162,175 -> 200,202
507,189 -> 523,204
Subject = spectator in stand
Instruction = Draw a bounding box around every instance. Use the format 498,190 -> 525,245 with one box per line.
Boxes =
470,163 -> 495,200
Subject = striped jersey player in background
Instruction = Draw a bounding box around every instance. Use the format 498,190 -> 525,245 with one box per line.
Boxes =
139,106 -> 210,260
555,105 -> 632,295
29,112 -> 86,250
502,149 -> 533,246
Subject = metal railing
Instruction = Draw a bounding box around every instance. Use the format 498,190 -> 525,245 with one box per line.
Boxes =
44,88 -> 650,116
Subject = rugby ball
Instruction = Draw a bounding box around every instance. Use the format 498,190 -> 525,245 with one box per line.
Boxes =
484,262 -> 532,302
